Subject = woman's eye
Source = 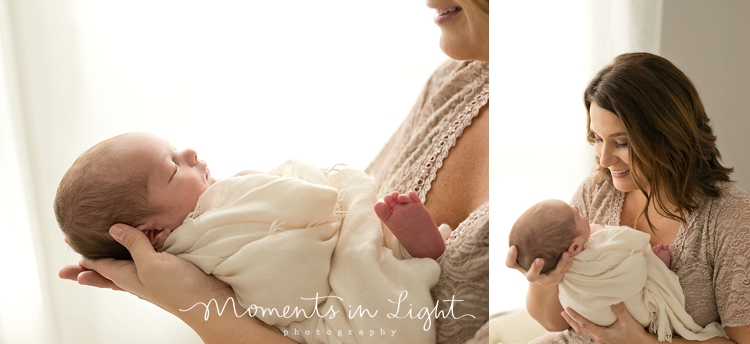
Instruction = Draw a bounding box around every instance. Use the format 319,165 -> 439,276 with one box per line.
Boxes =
615,142 -> 629,148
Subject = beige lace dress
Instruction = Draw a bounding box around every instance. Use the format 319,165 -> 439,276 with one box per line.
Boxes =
531,173 -> 750,343
366,59 -> 490,344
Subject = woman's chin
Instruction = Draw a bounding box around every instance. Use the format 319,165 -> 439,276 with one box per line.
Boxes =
612,179 -> 639,193
439,35 -> 482,61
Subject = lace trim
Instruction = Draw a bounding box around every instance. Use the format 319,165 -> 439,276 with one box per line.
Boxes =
669,200 -> 698,270
611,188 -> 624,227
446,203 -> 489,247
412,83 -> 490,201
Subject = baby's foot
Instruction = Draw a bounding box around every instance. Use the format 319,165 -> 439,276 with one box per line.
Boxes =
653,243 -> 672,269
374,191 -> 445,259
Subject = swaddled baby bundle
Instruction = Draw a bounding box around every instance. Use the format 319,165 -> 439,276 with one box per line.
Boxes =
161,160 -> 440,343
558,226 -> 726,342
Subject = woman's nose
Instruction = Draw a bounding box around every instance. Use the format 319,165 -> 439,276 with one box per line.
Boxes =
598,143 -> 617,168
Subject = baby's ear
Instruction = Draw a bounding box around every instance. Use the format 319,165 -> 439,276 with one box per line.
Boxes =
136,223 -> 172,250
136,223 -> 160,249
567,241 -> 584,257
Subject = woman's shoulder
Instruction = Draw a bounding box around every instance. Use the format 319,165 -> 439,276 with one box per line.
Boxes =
705,181 -> 750,223
689,183 -> 750,328
707,181 -> 750,213
400,59 -> 488,130
572,172 -> 622,225
688,181 -> 750,248
366,60 -> 488,197
717,181 -> 750,199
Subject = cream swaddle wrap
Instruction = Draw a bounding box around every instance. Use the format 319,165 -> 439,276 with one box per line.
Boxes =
161,160 -> 440,343
558,226 -> 726,342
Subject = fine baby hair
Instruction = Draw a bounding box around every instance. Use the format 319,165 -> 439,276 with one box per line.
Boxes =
55,133 -> 160,260
508,199 -> 580,274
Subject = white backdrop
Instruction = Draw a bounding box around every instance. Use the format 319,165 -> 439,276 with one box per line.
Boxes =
491,0 -> 664,315
0,1 -> 446,343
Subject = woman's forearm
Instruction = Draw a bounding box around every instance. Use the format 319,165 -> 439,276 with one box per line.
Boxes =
526,282 -> 569,331
637,333 -> 736,344
657,337 -> 735,344
177,291 -> 297,344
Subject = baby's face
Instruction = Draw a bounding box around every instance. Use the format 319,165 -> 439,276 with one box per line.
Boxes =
118,133 -> 216,232
570,204 -> 592,242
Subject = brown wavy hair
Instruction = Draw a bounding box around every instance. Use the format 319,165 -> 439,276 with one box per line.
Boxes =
54,134 -> 163,259
584,52 -> 733,230
470,0 -> 489,14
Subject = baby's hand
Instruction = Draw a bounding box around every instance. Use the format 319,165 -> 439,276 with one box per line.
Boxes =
652,243 -> 671,269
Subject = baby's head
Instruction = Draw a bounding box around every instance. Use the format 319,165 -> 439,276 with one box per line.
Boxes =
55,132 -> 215,259
508,199 -> 592,274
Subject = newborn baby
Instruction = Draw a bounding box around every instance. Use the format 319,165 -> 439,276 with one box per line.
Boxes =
509,199 -> 727,342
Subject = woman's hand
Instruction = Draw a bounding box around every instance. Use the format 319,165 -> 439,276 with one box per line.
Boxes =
59,224 -> 232,314
505,245 -> 573,285
561,303 -> 650,344
60,224 -> 295,343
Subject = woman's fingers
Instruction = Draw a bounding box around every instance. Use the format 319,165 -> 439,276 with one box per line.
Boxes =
505,245 -> 522,269
506,245 -> 542,281
611,301 -> 629,319
83,224 -> 158,293
80,257 -> 138,291
561,308 -> 579,331
562,303 -> 646,343
76,269 -> 123,290
109,224 -> 156,267
552,252 -> 574,276
507,245 -> 572,284
525,258 -> 544,281
562,307 -> 595,338
528,252 -> 572,284
59,260 -> 122,290
58,264 -> 85,281
61,223 -> 231,314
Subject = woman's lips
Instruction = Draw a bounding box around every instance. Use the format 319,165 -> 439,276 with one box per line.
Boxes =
610,169 -> 630,179
434,7 -> 462,25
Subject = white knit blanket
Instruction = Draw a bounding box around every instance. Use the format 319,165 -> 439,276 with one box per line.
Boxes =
161,160 -> 439,343
558,226 -> 726,342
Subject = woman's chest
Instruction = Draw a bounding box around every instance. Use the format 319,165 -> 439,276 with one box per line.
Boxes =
582,181 -> 723,326
619,194 -> 719,325
424,104 -> 489,229
618,192 -> 681,246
